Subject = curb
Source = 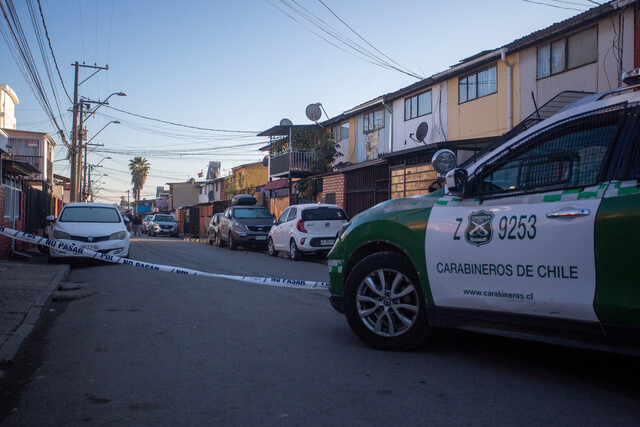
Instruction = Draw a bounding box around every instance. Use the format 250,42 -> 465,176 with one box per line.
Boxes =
0,264 -> 70,365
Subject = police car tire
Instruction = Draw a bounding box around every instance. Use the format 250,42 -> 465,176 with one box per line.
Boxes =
229,234 -> 237,251
344,251 -> 429,351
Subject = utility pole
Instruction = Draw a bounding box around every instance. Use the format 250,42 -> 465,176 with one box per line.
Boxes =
70,62 -> 79,202
69,62 -> 109,202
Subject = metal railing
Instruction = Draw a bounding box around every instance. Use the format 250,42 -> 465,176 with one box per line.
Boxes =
270,150 -> 314,176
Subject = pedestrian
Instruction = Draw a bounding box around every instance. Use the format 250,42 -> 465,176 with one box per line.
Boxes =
126,211 -> 133,232
133,214 -> 142,236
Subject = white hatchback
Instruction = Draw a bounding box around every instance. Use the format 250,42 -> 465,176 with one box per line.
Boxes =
268,203 -> 348,260
47,202 -> 130,259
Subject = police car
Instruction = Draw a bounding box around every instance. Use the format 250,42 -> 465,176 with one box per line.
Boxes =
328,71 -> 640,354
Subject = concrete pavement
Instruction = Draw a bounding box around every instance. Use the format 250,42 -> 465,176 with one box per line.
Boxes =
0,256 -> 69,367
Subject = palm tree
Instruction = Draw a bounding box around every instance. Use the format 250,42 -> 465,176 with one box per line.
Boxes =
128,157 -> 150,203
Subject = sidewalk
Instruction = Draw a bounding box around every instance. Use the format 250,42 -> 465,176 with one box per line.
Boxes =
0,256 -> 69,366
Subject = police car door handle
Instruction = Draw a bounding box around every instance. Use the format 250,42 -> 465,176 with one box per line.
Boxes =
546,208 -> 590,218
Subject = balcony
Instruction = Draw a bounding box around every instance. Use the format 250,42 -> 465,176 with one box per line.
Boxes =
269,150 -> 314,178
10,154 -> 43,173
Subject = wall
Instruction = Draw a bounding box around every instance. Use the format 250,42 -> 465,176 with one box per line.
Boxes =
0,185 -> 27,258
447,56 -> 520,140
170,183 -> 198,209
355,109 -> 390,163
316,174 -> 345,209
519,10 -> 636,119
391,82 -> 448,153
233,162 -> 268,191
0,85 -> 18,130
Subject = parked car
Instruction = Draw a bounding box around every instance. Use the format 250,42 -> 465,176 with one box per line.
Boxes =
141,214 -> 154,234
47,202 -> 130,260
148,214 -> 179,237
207,213 -> 223,245
328,77 -> 640,354
217,194 -> 273,250
268,203 -> 348,260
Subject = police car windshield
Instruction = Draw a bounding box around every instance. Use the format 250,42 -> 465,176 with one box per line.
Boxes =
59,207 -> 121,223
233,208 -> 272,219
155,215 -> 175,222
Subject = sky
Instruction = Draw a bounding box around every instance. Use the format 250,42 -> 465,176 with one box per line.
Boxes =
0,0 -> 602,204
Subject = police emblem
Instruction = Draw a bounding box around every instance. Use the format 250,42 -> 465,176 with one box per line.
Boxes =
465,210 -> 494,247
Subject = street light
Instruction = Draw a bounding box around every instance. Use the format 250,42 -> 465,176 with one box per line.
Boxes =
74,92 -> 126,202
82,120 -> 119,200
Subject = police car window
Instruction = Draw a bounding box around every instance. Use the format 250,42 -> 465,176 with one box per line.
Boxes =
477,106 -> 624,199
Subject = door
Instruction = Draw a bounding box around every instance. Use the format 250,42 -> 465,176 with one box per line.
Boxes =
272,207 -> 290,250
425,105 -> 626,323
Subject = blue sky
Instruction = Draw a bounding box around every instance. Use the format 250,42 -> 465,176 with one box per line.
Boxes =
0,0 -> 597,203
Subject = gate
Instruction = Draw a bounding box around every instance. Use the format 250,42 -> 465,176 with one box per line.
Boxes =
344,163 -> 389,219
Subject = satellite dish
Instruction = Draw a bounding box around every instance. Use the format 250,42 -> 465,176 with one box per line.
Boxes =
280,118 -> 293,127
262,156 -> 269,167
415,122 -> 428,143
305,104 -> 322,122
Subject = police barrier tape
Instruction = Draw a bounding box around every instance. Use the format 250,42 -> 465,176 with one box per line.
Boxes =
0,226 -> 329,290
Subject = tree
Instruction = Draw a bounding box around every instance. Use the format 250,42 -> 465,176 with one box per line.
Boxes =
296,130 -> 342,200
128,157 -> 151,203
225,172 -> 253,198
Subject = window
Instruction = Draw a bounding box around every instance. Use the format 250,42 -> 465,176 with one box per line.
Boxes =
286,207 -> 297,222
477,106 -> 624,199
537,26 -> 597,79
404,90 -> 432,120
333,121 -> 349,142
2,177 -> 21,220
278,208 -> 289,224
459,65 -> 496,104
363,109 -> 384,133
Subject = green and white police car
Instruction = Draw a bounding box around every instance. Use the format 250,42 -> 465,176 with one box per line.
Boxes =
328,73 -> 640,354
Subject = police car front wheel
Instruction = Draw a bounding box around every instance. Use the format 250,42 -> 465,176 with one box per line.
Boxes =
344,251 -> 429,351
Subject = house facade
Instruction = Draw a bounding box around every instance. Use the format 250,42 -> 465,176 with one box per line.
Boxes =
309,0 -> 639,218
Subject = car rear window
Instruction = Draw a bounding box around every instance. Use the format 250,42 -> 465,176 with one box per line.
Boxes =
59,207 -> 121,223
155,215 -> 175,222
302,208 -> 347,221
233,208 -> 272,219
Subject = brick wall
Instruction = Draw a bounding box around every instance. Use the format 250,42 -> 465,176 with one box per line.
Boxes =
0,186 -> 27,259
317,174 -> 345,208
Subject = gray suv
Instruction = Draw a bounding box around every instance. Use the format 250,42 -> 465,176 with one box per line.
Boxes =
217,195 -> 273,250
148,214 -> 179,237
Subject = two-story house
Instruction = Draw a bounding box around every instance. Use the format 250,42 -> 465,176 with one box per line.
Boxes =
313,0 -> 639,218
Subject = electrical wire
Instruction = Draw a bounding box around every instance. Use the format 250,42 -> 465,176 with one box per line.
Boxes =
267,0 -> 423,80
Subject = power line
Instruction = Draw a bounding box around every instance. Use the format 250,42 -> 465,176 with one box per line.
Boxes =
34,0 -> 72,103
104,105 -> 260,133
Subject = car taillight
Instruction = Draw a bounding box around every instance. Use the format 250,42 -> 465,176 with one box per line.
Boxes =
296,220 -> 307,233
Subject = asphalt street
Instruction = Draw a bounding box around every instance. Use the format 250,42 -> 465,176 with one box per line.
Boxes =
1,235 -> 639,425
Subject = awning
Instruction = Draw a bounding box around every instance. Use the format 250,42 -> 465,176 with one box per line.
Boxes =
1,158 -> 40,176
263,178 -> 289,191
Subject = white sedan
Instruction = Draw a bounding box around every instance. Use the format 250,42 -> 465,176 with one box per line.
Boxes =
268,203 -> 348,260
47,202 -> 130,259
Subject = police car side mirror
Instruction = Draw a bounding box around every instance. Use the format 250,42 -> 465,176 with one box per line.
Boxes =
123,217 -> 130,223
46,215 -> 56,222
445,168 -> 468,197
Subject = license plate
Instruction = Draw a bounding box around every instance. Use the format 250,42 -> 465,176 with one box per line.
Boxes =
320,239 -> 335,246
255,236 -> 267,241
82,244 -> 99,251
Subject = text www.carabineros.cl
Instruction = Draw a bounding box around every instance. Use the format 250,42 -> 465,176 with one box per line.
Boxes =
463,289 -> 533,300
